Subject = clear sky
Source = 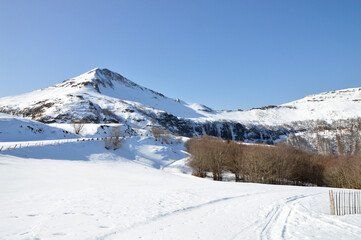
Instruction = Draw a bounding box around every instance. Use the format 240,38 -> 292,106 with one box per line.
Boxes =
0,0 -> 360,110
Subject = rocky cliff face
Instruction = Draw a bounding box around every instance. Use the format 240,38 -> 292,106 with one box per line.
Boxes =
281,118 -> 361,155
156,112 -> 289,143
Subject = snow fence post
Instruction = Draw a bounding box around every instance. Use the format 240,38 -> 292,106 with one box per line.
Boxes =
329,190 -> 335,215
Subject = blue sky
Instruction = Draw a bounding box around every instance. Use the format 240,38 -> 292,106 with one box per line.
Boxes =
0,0 -> 360,110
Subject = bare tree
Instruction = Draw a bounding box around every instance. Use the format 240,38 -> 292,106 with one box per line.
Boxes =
163,129 -> 171,144
104,126 -> 123,150
151,127 -> 171,143
185,136 -> 209,177
151,126 -> 162,141
174,132 -> 183,144
225,142 -> 243,182
72,119 -> 86,135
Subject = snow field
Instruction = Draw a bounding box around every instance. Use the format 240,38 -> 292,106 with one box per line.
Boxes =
1,139 -> 361,239
0,113 -> 77,142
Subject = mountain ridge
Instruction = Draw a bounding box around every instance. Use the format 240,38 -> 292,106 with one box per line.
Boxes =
1,67 -> 360,125
0,68 -> 360,155
1,67 -> 361,125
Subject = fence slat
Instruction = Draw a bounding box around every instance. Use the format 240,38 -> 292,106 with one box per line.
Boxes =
329,190 -> 335,215
336,191 -> 339,216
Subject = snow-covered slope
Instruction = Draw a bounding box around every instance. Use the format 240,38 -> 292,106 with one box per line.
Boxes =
1,136 -> 188,170
200,87 -> 361,125
0,68 -> 212,124
0,68 -> 360,127
0,113 -> 77,142
1,141 -> 360,239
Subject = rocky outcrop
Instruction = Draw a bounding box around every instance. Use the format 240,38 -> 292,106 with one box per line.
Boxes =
156,112 -> 289,144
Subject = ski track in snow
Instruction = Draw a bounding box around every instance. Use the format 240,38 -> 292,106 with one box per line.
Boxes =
258,194 -> 315,240
232,193 -> 361,240
98,189 -> 361,240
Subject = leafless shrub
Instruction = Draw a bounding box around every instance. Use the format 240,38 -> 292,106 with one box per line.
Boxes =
185,136 -> 210,178
163,129 -> 171,144
185,136 -> 226,180
225,141 -> 243,181
152,126 -> 163,141
324,156 -> 361,189
72,119 -> 87,135
151,127 -> 172,143
174,132 -> 183,143
104,126 -> 123,150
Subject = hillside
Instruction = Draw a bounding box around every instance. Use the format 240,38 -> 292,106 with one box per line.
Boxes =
201,87 -> 361,125
2,68 -> 361,125
0,113 -> 76,142
0,68 -> 360,154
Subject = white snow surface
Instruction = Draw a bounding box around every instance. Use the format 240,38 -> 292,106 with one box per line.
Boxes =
1,138 -> 361,240
1,68 -> 361,126
0,113 -> 77,142
207,87 -> 361,125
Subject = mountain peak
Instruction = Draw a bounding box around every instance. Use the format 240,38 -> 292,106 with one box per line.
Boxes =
58,68 -> 141,93
86,67 -> 101,72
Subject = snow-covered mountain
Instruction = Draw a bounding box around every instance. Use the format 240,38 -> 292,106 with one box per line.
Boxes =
0,68 -> 360,154
1,68 -> 360,125
0,68 -> 212,123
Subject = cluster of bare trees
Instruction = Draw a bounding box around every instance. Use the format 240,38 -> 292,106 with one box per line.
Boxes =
186,136 -> 361,189
324,156 -> 361,189
151,126 -> 172,144
104,126 -> 123,150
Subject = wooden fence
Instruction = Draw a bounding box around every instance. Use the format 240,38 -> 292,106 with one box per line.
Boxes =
0,136 -> 128,152
329,190 -> 361,215
0,134 -> 169,152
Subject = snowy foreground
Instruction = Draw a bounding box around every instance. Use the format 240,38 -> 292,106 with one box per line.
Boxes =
1,139 -> 361,240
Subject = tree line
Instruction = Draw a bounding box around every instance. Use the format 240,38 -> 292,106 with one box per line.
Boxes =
185,136 -> 361,189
